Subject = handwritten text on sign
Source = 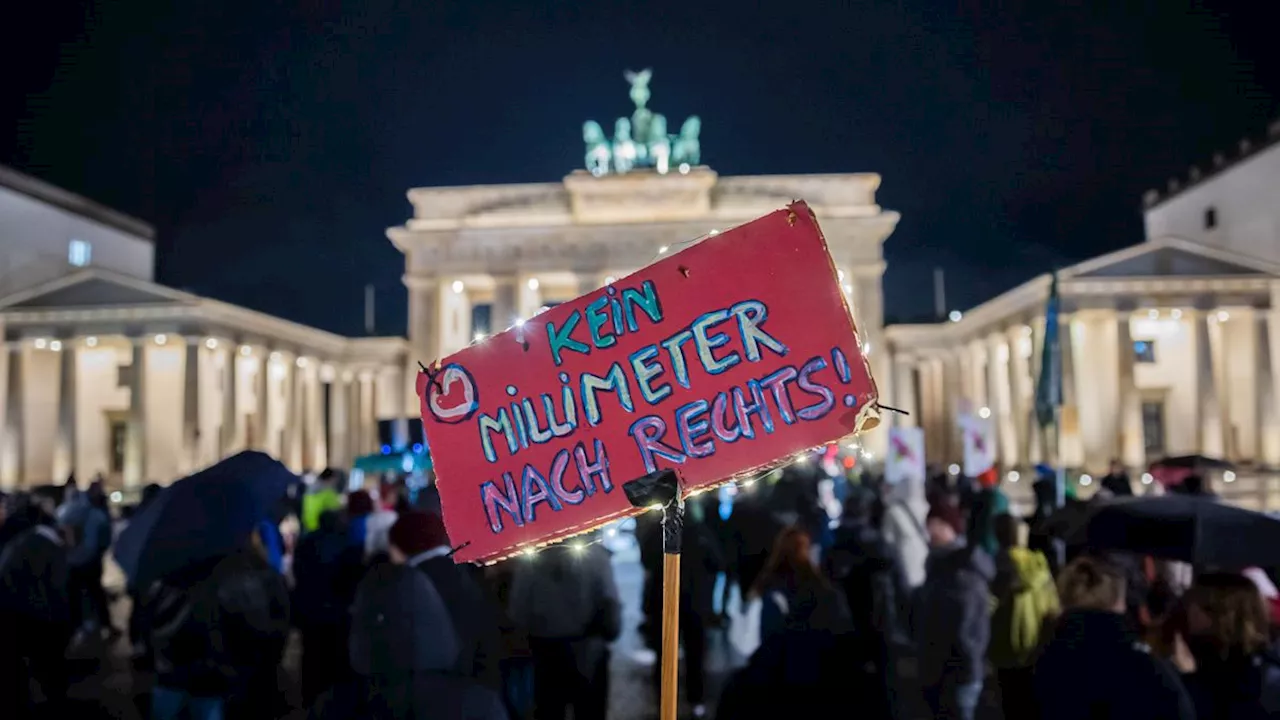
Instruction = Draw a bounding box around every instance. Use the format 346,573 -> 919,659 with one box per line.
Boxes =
418,202 -> 879,563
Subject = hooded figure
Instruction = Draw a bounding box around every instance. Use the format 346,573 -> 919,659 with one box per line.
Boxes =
310,563 -> 507,720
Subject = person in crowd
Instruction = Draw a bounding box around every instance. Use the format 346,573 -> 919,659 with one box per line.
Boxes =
141,526 -> 291,720
717,526 -> 852,719
346,489 -> 375,549
1178,572 -> 1280,717
1100,459 -> 1134,497
882,470 -> 931,590
825,489 -> 906,719
0,505 -> 73,713
389,511 -> 502,689
1034,556 -> 1194,720
966,467 -> 1009,558
916,503 -> 993,720
638,501 -> 722,717
479,561 -> 535,720
1027,465 -> 1066,575
66,480 -> 118,643
292,509 -> 366,705
365,487 -> 400,562
988,512 -> 1058,720
725,487 -> 784,608
509,538 -> 620,720
302,469 -> 344,534
310,562 -> 509,720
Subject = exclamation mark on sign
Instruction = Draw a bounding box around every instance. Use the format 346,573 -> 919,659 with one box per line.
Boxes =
831,348 -> 857,408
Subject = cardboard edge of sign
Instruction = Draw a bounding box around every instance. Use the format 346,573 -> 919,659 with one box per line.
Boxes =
420,200 -> 883,565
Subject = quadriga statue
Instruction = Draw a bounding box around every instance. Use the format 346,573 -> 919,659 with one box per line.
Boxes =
648,114 -> 671,174
672,116 -> 701,167
583,121 -> 612,177
612,117 -> 637,174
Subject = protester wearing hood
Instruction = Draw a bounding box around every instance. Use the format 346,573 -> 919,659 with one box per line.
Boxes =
1034,556 -> 1193,720
310,563 -> 509,720
346,489 -> 375,549
1178,572 -> 1280,718
966,467 -> 1009,558
0,512 -> 72,713
1100,459 -> 1134,497
916,503 -> 994,720
389,511 -> 502,690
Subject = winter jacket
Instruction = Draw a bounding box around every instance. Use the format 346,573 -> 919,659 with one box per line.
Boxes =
411,550 -> 504,690
1035,609 -> 1194,720
915,543 -> 995,688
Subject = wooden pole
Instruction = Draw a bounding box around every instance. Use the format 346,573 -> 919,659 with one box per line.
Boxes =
660,497 -> 684,720
660,551 -> 682,720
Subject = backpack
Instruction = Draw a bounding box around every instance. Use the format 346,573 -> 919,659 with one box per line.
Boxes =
989,547 -> 1059,668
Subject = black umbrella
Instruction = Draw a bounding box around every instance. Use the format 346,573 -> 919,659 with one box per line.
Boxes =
1072,495 -> 1280,569
114,451 -> 294,589
1149,455 -> 1235,471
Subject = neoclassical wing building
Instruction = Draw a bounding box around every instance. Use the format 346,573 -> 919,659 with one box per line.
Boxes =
886,129 -> 1280,474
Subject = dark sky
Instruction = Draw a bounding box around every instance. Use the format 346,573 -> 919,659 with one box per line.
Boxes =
2,2 -> 1277,335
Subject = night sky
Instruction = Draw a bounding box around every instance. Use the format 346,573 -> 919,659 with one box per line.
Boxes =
2,2 -> 1277,336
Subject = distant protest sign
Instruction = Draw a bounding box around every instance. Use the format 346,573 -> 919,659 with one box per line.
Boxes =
886,427 -> 925,487
418,202 -> 880,563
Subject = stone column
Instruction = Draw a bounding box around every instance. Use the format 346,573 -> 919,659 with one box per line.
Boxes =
1195,311 -> 1225,457
53,342 -> 78,481
1256,312 -> 1279,464
1028,317 -> 1046,464
892,355 -> 918,428
183,338 -> 201,472
988,333 -> 1016,469
3,344 -> 24,488
516,274 -> 542,321
310,365 -> 327,470
254,352 -> 269,451
124,340 -> 147,488
942,352 -> 964,462
491,274 -> 518,333
221,346 -> 239,457
282,357 -> 302,470
329,372 -> 350,469
1116,313 -> 1145,468
916,358 -> 941,463
1007,325 -> 1034,467
1059,312 -> 1081,467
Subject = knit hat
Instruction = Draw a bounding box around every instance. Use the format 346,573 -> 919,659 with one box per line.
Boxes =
388,511 -> 451,556
927,503 -> 965,535
347,490 -> 374,517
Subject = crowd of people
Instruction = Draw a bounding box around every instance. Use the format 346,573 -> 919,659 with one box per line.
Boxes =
1,457 -> 1279,720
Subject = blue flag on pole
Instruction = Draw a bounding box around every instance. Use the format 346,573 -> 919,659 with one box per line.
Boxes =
1034,272 -> 1061,428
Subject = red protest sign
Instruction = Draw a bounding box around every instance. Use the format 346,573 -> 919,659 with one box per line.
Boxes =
418,202 -> 879,563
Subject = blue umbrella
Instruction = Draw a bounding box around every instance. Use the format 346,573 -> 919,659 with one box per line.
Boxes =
114,451 -> 294,589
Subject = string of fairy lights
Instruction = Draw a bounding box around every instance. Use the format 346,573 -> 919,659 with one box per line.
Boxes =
499,437 -> 876,565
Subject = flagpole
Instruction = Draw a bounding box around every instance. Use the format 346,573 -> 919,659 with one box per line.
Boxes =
1054,405 -> 1066,508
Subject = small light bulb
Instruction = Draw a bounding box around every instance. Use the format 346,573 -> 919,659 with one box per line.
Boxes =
239,345 -> 252,356
1216,310 -> 1230,322
204,338 -> 217,349
1147,309 -> 1159,319
1171,309 -> 1183,320
604,276 -> 617,285
658,245 -> 669,255
978,406 -> 992,419
451,280 -> 464,294
948,464 -> 960,476
949,310 -> 963,322
154,334 -> 167,345
472,332 -> 486,342
1141,472 -> 1154,485
1223,470 -> 1237,483
85,336 -> 98,347
1007,471 -> 1020,483
1080,474 -> 1093,486
49,340 -> 63,352
34,338 -> 47,349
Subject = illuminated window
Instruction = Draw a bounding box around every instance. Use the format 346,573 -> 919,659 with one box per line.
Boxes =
68,239 -> 92,267
1133,340 -> 1156,364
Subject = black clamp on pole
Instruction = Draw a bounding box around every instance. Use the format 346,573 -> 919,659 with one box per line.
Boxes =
623,468 -> 683,554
